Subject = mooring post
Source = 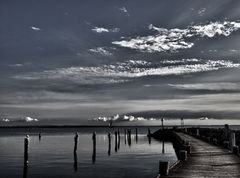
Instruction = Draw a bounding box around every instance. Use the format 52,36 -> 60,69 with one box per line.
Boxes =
38,132 -> 41,141
135,128 -> 138,143
232,145 -> 239,155
117,130 -> 120,150
92,132 -> 96,164
158,161 -> 169,176
127,129 -> 131,146
161,118 -> 164,130
24,135 -> 29,165
224,124 -> 229,140
223,141 -> 230,149
179,150 -> 187,161
108,132 -> 111,155
230,131 -> 236,150
115,131 -> 118,152
147,128 -> 151,136
74,132 -> 79,152
196,129 -> 199,137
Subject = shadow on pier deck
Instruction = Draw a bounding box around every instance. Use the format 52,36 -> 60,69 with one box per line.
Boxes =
164,132 -> 240,178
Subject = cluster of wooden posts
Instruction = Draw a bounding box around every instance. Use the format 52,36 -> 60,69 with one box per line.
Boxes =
23,128 -> 152,170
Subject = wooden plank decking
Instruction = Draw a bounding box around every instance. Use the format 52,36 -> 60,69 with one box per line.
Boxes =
167,133 -> 240,178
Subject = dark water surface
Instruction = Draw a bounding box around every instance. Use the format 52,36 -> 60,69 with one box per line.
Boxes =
0,127 -> 177,178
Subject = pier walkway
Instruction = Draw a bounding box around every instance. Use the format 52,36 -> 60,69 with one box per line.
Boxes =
167,132 -> 240,178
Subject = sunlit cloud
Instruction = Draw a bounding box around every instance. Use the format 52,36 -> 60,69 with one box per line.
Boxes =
169,82 -> 240,91
92,27 -> 119,33
89,47 -> 112,56
112,21 -> 240,53
14,59 -> 240,84
30,26 -> 41,31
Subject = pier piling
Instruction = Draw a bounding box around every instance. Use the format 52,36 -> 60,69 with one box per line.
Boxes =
159,161 -> 169,176
24,135 -> 29,165
74,132 -> 79,152
179,150 -> 187,161
92,132 -> 96,164
108,132 -> 111,155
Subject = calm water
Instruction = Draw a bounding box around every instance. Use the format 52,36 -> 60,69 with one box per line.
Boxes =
0,127 -> 178,178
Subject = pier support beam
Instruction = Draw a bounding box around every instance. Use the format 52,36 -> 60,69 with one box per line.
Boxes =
179,150 -> 187,161
159,161 -> 169,176
74,132 -> 79,152
232,146 -> 239,155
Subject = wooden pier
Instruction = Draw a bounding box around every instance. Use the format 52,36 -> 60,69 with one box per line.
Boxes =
165,132 -> 240,178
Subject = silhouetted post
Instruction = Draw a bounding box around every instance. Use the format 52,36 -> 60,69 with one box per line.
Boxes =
232,146 -> 239,155
230,131 -> 236,150
117,130 -> 120,150
161,118 -> 164,130
224,124 -> 229,140
162,141 -> 165,154
127,129 -> 131,146
135,128 -> 138,143
179,150 -> 187,161
74,132 -> 79,152
148,136 -> 151,145
38,132 -> 41,141
196,129 -> 199,137
147,128 -> 151,136
223,141 -> 229,149
159,161 -> 169,176
73,151 -> 78,172
108,132 -> 111,155
115,131 -> 118,152
24,135 -> 29,165
92,132 -> 96,164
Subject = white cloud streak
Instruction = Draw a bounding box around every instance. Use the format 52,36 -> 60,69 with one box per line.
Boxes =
92,27 -> 119,33
112,21 -> 240,53
169,82 -> 240,91
89,47 -> 112,56
30,26 -> 41,31
14,59 -> 240,84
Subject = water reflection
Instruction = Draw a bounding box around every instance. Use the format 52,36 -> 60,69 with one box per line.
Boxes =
108,132 -> 111,156
23,163 -> 28,178
73,152 -> 78,172
148,136 -> 151,145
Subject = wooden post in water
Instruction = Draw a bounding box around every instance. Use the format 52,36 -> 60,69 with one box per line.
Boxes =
23,135 -> 29,178
117,130 -> 120,150
135,128 -> 138,143
24,135 -> 29,165
74,132 -> 79,152
147,128 -> 151,136
108,132 -> 111,155
161,118 -> 164,130
127,129 -> 131,146
38,132 -> 41,141
159,161 -> 169,176
115,131 -> 118,152
92,132 -> 96,164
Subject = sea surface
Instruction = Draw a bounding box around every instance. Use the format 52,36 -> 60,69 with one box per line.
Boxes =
0,127 -> 178,178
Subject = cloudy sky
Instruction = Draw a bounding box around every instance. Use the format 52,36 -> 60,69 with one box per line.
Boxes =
1,0 -> 240,120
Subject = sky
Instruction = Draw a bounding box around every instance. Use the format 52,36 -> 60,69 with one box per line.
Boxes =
1,0 -> 240,120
